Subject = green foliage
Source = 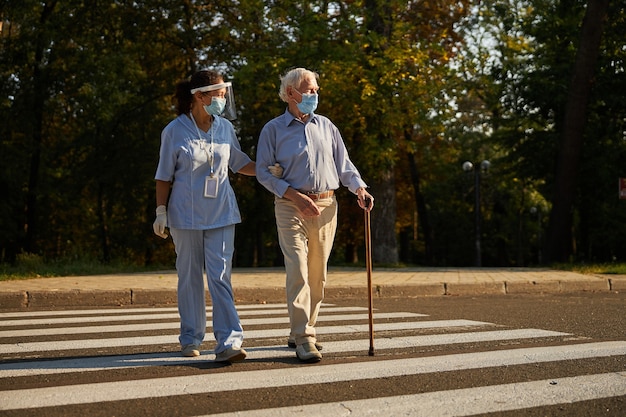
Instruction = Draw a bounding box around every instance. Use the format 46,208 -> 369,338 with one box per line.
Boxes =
1,0 -> 625,271
552,262 -> 626,275
0,252 -> 174,281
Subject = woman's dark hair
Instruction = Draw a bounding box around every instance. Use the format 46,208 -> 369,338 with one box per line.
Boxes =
173,70 -> 224,115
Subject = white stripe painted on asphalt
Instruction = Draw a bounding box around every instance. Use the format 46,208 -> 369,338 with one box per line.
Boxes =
0,306 -> 372,327
0,307 -> 181,318
205,372 -> 626,417
0,313 -> 192,326
0,312 -> 421,338
0,329 -> 569,377
0,303 -> 310,319
0,320 -> 492,354
1,341 -> 624,410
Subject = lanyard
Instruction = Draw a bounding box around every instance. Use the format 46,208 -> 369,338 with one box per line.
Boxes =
190,112 -> 215,176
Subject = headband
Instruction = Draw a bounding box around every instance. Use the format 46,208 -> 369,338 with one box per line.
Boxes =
190,82 -> 232,94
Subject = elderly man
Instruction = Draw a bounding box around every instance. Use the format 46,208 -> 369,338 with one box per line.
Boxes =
256,67 -> 374,363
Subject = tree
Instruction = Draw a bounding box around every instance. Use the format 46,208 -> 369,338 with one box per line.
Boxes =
321,0 -> 471,265
1,0 -> 209,264
453,0 -> 626,266
545,0 -> 610,262
3,0 -> 622,269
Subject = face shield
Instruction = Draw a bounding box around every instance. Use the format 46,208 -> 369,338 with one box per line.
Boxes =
190,82 -> 237,120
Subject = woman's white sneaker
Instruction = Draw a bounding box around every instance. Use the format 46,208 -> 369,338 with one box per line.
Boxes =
181,344 -> 200,357
215,347 -> 247,363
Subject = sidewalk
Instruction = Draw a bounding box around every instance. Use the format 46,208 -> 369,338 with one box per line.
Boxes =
0,267 -> 624,309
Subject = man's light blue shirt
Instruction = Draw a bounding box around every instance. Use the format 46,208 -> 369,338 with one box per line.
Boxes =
256,110 -> 367,197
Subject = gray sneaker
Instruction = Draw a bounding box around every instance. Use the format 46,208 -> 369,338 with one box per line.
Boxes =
215,347 -> 247,363
296,342 -> 322,363
181,344 -> 200,357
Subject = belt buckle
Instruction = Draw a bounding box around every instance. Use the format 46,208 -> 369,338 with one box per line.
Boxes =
307,191 -> 322,200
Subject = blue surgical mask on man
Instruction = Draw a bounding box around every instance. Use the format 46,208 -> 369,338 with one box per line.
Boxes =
204,97 -> 226,116
294,90 -> 318,114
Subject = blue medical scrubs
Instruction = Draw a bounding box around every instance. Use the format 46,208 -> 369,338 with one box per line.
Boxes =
155,114 -> 251,353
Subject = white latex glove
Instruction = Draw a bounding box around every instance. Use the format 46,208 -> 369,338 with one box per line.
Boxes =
153,205 -> 168,238
268,163 -> 283,178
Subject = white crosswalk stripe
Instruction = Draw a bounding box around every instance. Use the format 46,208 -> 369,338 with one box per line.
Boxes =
0,311 -> 422,337
0,329 -> 568,378
206,373 -> 626,417
0,303 -> 289,318
1,303 -> 624,415
0,319 -> 491,354
0,305 -> 374,326
2,342 -> 626,410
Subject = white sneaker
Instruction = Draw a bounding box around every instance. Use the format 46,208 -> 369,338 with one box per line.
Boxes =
181,344 -> 200,357
296,342 -> 322,363
288,338 -> 323,350
215,347 -> 247,363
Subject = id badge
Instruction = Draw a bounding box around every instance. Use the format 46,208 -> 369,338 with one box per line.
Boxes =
204,176 -> 218,198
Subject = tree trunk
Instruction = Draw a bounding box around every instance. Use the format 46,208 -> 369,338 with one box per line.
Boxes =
407,151 -> 434,265
97,183 -> 111,263
25,2 -> 58,254
370,168 -> 398,265
545,0 -> 609,263
362,0 -> 398,266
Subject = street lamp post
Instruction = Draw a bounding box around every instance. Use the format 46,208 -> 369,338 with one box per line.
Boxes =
463,160 -> 490,267
530,206 -> 542,264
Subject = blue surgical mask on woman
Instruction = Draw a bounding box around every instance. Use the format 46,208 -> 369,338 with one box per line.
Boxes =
295,91 -> 318,114
204,97 -> 226,116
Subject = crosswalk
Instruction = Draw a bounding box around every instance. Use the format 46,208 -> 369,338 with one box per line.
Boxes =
0,303 -> 625,415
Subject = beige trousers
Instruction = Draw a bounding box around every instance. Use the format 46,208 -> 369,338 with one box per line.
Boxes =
274,195 -> 338,346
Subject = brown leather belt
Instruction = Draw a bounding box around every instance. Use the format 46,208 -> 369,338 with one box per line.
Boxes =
302,190 -> 334,200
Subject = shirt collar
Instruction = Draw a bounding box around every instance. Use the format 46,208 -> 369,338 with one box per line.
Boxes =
282,108 -> 317,126
179,113 -> 221,132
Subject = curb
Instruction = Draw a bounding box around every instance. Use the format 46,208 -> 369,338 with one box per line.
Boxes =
0,277 -> 620,309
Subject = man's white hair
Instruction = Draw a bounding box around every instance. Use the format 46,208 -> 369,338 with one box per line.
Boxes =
279,68 -> 319,103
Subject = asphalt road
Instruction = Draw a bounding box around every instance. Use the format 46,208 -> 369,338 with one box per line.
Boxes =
0,292 -> 624,416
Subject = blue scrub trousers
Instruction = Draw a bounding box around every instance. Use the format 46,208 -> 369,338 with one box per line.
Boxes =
170,226 -> 243,354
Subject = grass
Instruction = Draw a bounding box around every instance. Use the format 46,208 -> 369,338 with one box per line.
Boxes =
1,253 -> 625,281
0,253 -> 172,281
551,262 -> 626,275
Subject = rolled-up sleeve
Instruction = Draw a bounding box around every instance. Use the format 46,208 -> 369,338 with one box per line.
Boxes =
227,128 -> 252,173
155,124 -> 177,182
332,124 -> 367,194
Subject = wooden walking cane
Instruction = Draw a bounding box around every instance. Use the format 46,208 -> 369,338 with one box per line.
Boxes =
364,197 -> 374,356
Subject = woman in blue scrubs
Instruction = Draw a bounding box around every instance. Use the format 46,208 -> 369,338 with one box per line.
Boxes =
152,70 -> 254,363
